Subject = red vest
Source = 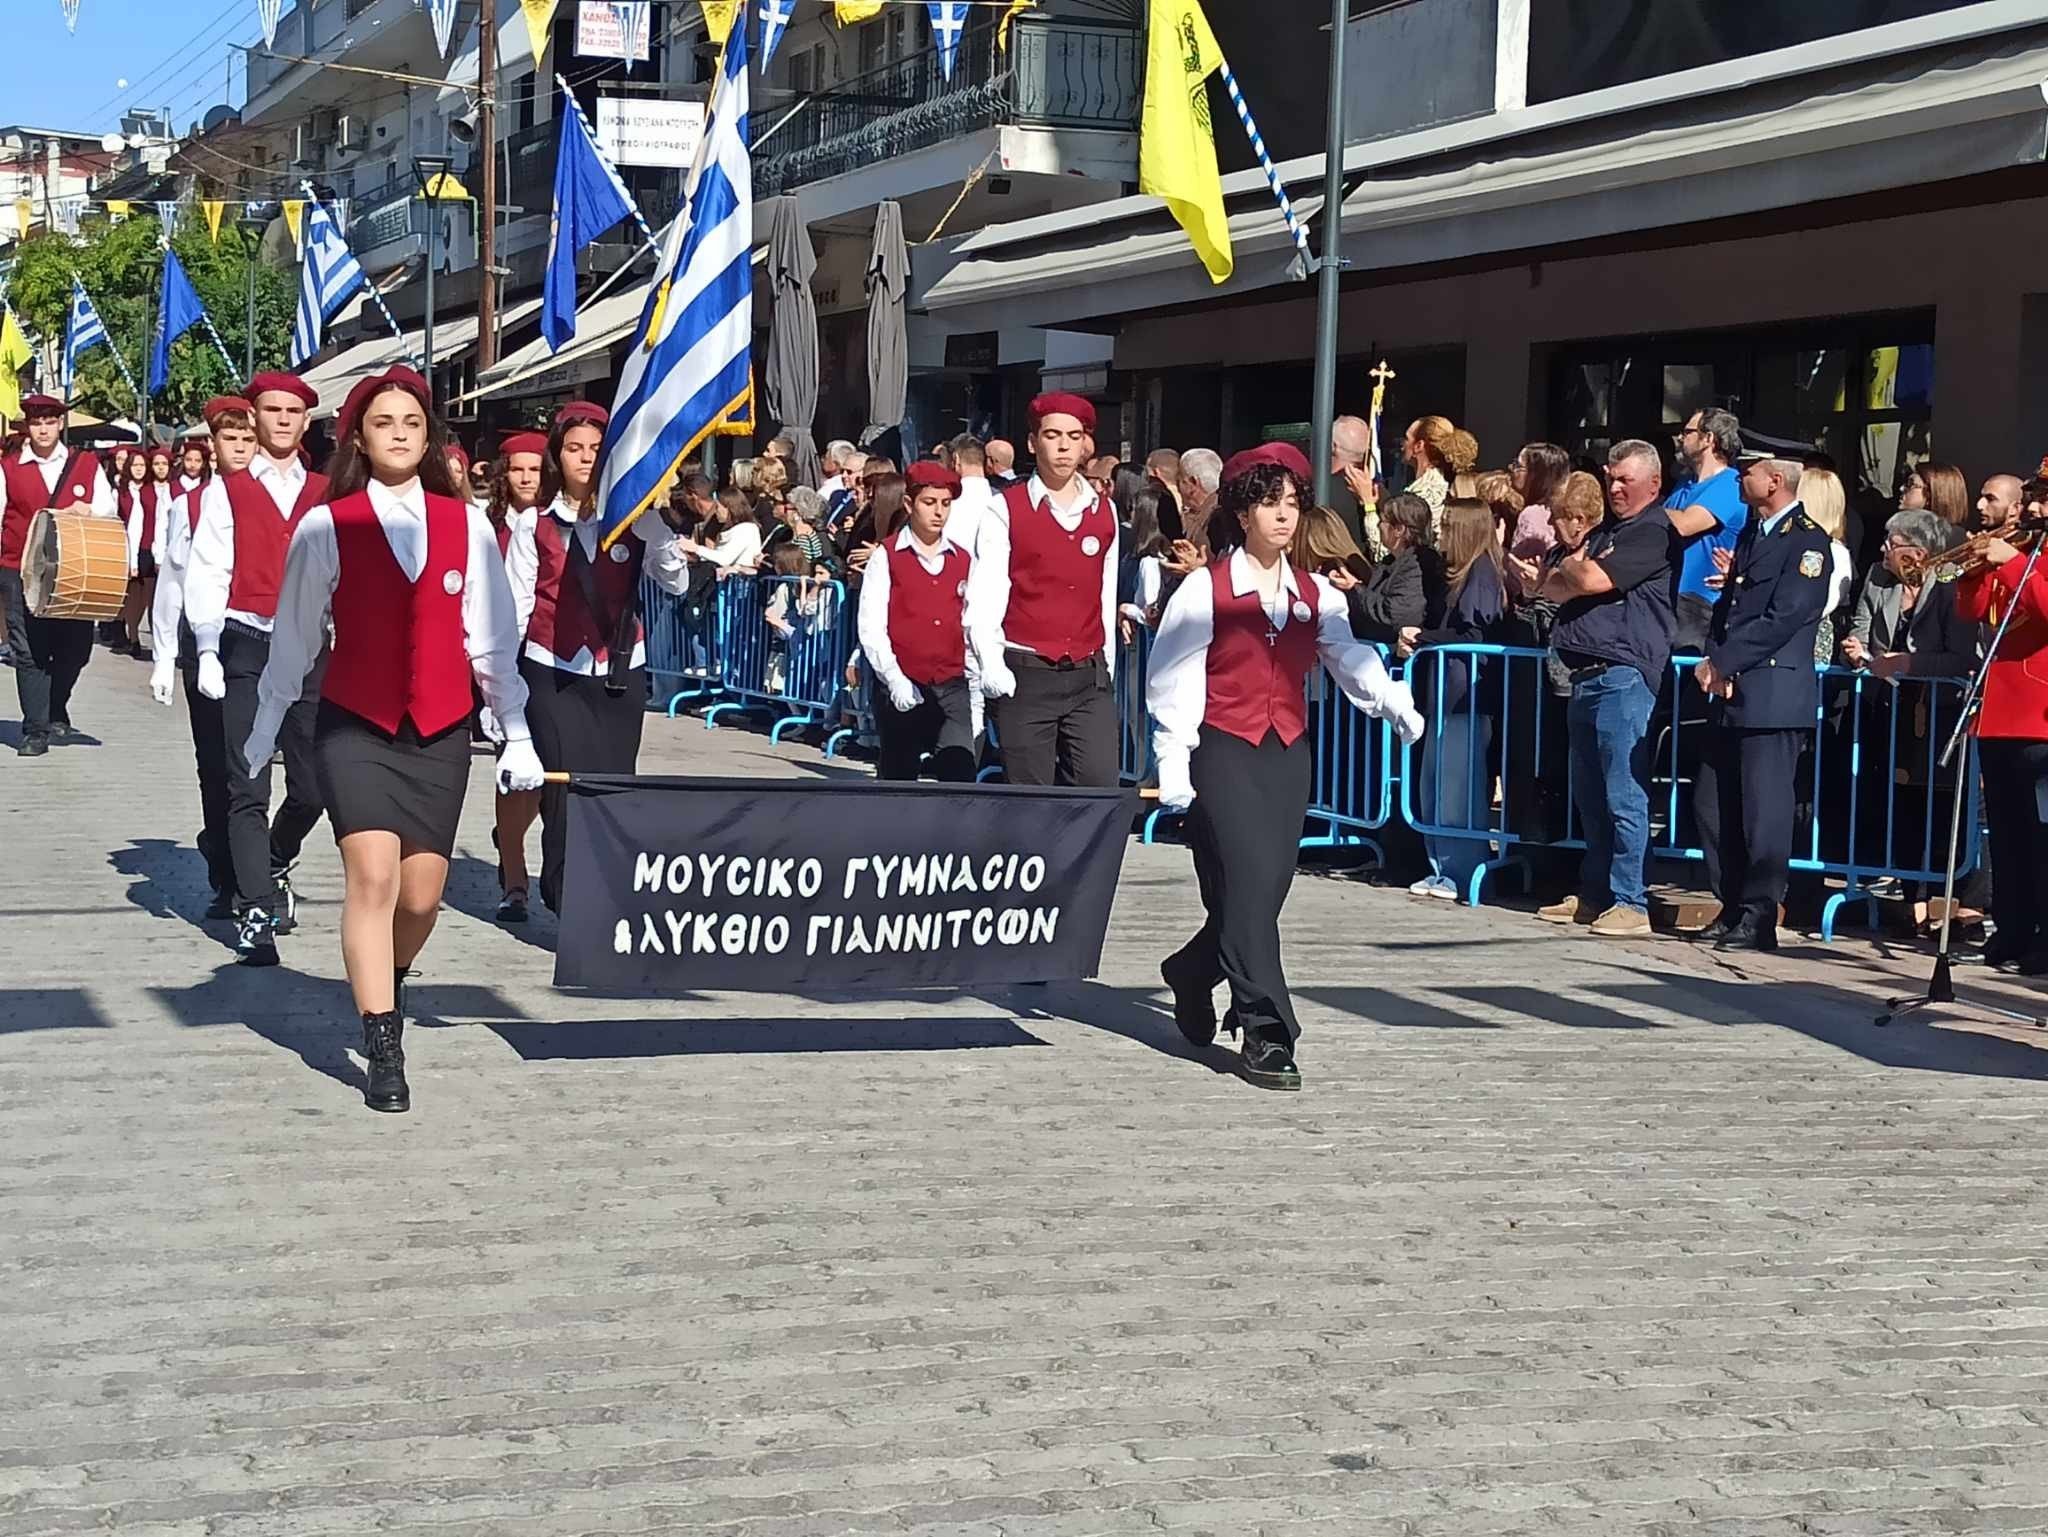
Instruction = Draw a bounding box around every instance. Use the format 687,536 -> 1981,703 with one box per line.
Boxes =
223,464 -> 329,619
1203,559 -> 1320,748
1000,481 -> 1112,662
1,450 -> 101,570
184,486 -> 206,537
131,481 -> 168,560
885,539 -> 971,685
525,512 -> 643,665
493,515 -> 513,558
320,490 -> 474,737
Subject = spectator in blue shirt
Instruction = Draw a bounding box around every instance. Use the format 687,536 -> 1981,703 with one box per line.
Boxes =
1668,408 -> 1748,650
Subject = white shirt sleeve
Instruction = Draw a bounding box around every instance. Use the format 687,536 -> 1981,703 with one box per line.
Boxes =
633,513 -> 691,595
150,528 -> 187,662
855,540 -> 911,699
1099,521 -> 1120,668
86,465 -> 116,519
247,506 -> 339,753
1145,567 -> 1215,802
965,496 -> 1013,677
149,491 -> 170,567
1312,574 -> 1416,722
504,515 -> 540,644
125,494 -> 144,575
703,522 -> 761,570
183,479 -> 236,655
464,506 -> 532,743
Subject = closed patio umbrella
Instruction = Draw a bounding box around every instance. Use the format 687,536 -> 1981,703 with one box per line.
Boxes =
762,194 -> 823,489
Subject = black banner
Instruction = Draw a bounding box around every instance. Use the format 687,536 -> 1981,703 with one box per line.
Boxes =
554,777 -> 1135,992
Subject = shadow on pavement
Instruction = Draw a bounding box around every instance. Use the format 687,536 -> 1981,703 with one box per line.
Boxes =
0,988 -> 114,1034
109,838 -> 234,943
440,851 -> 556,954
152,965 -> 366,1095
480,1014 -> 1047,1060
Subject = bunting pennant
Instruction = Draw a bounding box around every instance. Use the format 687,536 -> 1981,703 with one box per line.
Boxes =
520,0 -> 559,61
203,200 -> 227,242
105,200 -> 131,220
60,0 -> 81,31
833,1 -> 882,21
256,0 -> 282,47
699,0 -> 738,41
927,2 -> 966,78
281,198 -> 305,254
757,0 -> 792,64
14,201 -> 31,240
428,0 -> 460,55
155,199 -> 180,231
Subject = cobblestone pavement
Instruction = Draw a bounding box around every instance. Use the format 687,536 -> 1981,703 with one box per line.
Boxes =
4,655 -> 2048,1537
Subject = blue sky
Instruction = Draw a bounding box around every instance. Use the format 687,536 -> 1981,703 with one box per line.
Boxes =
18,0 -> 260,137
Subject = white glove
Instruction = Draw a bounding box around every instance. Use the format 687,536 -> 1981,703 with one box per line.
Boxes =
1382,681 -> 1426,745
1155,760 -> 1195,814
478,705 -> 503,744
196,651 -> 226,700
885,677 -> 922,714
980,660 -> 1018,700
241,728 -> 278,774
149,661 -> 176,707
497,737 -> 545,793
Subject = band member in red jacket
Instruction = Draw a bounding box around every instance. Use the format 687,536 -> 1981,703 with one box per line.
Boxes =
1954,496 -> 2048,975
856,460 -> 977,782
245,366 -> 538,1114
1147,444 -> 1423,1090
185,371 -> 331,964
0,393 -> 117,756
966,393 -> 1120,786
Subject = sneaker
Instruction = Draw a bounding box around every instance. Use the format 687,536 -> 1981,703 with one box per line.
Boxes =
1408,875 -> 1457,901
1588,906 -> 1652,939
16,735 -> 47,758
272,864 -> 298,934
1537,895 -> 1585,925
236,908 -> 280,967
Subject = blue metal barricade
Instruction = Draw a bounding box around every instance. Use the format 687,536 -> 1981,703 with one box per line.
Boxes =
641,575 -> 727,715
1299,645 -> 1396,862
825,658 -> 879,759
701,573 -> 854,741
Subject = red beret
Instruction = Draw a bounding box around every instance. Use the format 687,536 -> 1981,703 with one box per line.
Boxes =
147,444 -> 173,462
336,365 -> 433,442
445,442 -> 471,475
499,432 -> 547,459
245,371 -> 317,408
1028,392 -> 1096,432
19,394 -> 65,417
1221,442 -> 1313,486
554,401 -> 609,431
905,460 -> 963,498
202,395 -> 253,426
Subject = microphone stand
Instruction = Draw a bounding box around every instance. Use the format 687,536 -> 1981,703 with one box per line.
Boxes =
1877,535 -> 2048,1029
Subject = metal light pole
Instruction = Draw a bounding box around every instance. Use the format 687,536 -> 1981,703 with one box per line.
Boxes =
477,0 -> 499,371
412,155 -> 459,391
244,218 -> 260,380
1309,0 -> 1348,509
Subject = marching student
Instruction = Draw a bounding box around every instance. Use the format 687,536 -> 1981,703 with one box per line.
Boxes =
151,397 -> 258,918
503,402 -> 692,913
176,437 -> 212,498
966,392 -> 1120,787
1148,444 -> 1424,1091
856,459 -> 977,783
118,445 -> 174,657
246,366 -> 539,1114
184,371 -> 331,964
1,393 -> 117,756
485,430 -> 547,922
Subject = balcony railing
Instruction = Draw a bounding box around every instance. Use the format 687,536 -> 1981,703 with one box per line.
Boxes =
753,14 -> 1141,196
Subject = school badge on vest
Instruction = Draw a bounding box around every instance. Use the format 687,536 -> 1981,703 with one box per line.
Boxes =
1291,600 -> 1312,623
609,542 -> 632,563
1080,536 -> 1100,557
442,569 -> 464,595
1798,550 -> 1824,578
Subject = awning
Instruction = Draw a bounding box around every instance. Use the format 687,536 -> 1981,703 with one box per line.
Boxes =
301,297 -> 544,419
462,286 -> 649,404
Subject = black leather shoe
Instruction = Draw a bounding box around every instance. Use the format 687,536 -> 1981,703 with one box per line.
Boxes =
1695,912 -> 1736,943
16,735 -> 47,758
1161,956 -> 1216,1048
1238,1029 -> 1302,1091
1983,936 -> 2031,972
1714,918 -> 1779,953
2016,950 -> 2048,978
204,889 -> 236,921
361,1010 -> 410,1113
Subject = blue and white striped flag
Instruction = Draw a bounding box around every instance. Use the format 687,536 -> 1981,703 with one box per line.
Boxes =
594,14 -> 752,546
63,278 -> 110,391
756,0 -> 792,67
928,3 -> 967,79
289,199 -> 366,367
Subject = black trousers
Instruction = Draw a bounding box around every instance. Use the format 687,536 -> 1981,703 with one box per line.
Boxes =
1695,722 -> 1804,930
1979,737 -> 2048,955
180,659 -> 233,894
220,625 -> 326,911
1168,726 -> 1311,1043
524,659 -> 646,913
2,566 -> 92,739
876,675 -> 977,783
991,653 -> 1119,788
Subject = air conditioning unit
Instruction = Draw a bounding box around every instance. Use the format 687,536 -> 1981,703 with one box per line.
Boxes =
309,108 -> 340,145
336,114 -> 367,153
292,122 -> 316,165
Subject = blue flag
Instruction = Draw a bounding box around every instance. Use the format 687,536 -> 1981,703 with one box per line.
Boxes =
542,95 -> 637,353
149,246 -> 207,395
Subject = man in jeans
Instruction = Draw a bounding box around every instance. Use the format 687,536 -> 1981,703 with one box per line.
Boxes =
1535,439 -> 1678,937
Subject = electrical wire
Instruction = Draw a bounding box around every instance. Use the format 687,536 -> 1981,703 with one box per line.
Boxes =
83,0 -> 251,127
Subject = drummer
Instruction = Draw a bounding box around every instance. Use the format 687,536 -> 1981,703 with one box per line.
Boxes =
0,394 -> 118,757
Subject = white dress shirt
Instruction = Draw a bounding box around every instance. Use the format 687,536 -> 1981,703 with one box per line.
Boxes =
686,519 -> 763,572
856,525 -> 977,703
945,474 -> 997,557
125,483 -> 173,574
21,443 -> 116,517
177,473 -> 206,496
963,473 -> 1118,679
252,477 -> 531,750
502,495 -> 691,675
1145,549 -> 1419,805
150,487 -> 202,662
185,452 -> 312,650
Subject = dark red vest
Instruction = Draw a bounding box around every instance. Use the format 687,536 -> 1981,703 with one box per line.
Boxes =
493,515 -> 513,558
525,511 -> 643,665
131,481 -> 169,560
320,489 -> 474,737
885,539 -> 971,686
999,480 -> 1112,662
223,464 -> 329,619
2,450 -> 101,570
1203,559 -> 1319,747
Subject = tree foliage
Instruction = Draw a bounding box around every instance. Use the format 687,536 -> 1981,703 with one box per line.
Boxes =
8,213 -> 297,425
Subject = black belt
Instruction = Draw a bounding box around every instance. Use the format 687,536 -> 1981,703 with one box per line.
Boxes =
1014,650 -> 1104,674
224,618 -> 273,643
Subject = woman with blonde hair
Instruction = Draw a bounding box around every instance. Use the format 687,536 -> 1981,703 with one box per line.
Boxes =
1448,428 -> 1482,501
1795,467 -> 1857,655
1402,415 -> 1456,524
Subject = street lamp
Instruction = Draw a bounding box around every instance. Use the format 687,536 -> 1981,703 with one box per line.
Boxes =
411,154 -> 470,395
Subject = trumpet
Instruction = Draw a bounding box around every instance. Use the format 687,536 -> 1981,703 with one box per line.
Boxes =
1928,520 -> 2048,582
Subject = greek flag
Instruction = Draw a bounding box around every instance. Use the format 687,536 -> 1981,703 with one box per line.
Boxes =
289,200 -> 366,367
594,17 -> 752,545
63,278 -> 110,391
928,3 -> 967,79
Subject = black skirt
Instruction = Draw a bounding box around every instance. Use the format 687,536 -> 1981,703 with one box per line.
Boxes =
313,701 -> 473,854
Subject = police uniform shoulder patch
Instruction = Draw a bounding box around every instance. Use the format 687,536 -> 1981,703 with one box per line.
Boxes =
1798,549 -> 1825,578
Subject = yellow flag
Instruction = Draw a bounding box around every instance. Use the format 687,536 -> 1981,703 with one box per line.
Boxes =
1139,0 -> 1230,284
106,199 -> 132,220
203,200 -> 227,243
997,0 -> 1032,50
282,198 -> 305,254
14,200 -> 30,239
833,1 -> 884,22
0,308 -> 32,422
699,0 -> 739,42
519,0 -> 559,62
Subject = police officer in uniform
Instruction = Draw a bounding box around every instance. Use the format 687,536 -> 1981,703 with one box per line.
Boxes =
1692,451 -> 1833,952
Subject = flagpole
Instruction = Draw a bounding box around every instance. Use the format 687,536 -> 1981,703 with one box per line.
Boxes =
1308,0 -> 1348,510
1218,63 -> 1311,270
299,181 -> 416,365
160,235 -> 242,380
69,275 -> 144,412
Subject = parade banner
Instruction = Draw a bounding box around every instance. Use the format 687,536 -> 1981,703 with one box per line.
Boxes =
555,777 -> 1135,992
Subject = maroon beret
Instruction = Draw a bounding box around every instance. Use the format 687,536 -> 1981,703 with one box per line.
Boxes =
202,395 -> 253,426
1028,392 -> 1096,432
245,371 -> 318,408
1221,442 -> 1313,487
905,460 -> 963,498
336,365 -> 433,442
445,442 -> 471,475
554,400 -> 609,431
19,394 -> 65,417
499,431 -> 548,460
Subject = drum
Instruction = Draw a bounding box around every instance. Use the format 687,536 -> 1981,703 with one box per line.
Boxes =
22,510 -> 130,622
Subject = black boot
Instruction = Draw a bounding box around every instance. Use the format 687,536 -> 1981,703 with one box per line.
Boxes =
1160,954 -> 1216,1048
360,1009 -> 410,1113
1238,1027 -> 1302,1091
394,967 -> 411,1023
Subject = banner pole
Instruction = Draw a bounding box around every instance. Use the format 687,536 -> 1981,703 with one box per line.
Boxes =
541,770 -> 1161,797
